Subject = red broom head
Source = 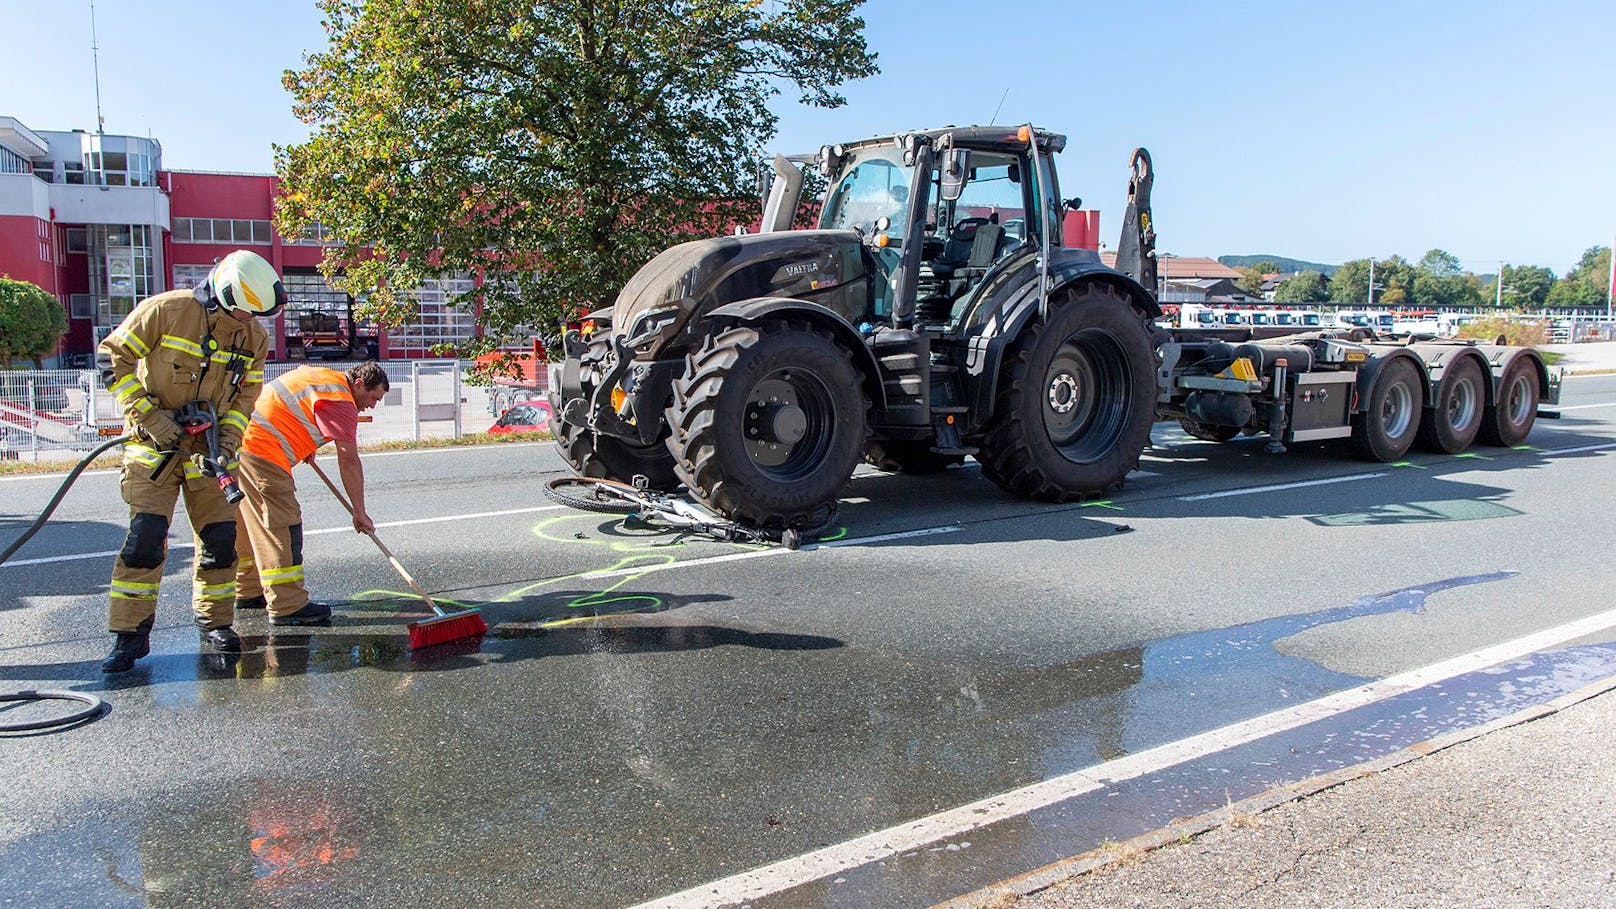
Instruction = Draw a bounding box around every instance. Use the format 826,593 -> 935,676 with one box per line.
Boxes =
407,609 -> 488,650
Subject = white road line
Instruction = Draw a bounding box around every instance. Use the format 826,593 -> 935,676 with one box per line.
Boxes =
0,505 -> 563,569
561,525 -> 963,584
631,604 -> 1616,909
1551,401 -> 1616,411
1178,473 -> 1387,501
0,440 -> 546,483
1543,441 -> 1616,455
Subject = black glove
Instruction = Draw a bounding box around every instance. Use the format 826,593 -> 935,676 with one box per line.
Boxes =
137,410 -> 184,449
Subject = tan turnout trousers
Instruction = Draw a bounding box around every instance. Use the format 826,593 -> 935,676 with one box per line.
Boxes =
110,444 -> 238,633
233,451 -> 311,617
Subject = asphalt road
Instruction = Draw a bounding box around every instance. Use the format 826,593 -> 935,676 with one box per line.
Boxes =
2,375 -> 1614,908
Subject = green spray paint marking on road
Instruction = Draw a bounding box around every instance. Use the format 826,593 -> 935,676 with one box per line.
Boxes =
1454,452 -> 1495,460
1391,461 -> 1428,469
1080,500 -> 1125,511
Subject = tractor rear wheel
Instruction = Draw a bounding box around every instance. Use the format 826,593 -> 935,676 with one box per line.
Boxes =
978,285 -> 1157,501
667,321 -> 868,528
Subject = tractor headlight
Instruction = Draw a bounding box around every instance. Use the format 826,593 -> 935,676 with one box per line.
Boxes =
625,306 -> 682,348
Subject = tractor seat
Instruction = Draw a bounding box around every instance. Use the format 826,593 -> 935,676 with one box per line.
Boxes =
930,217 -> 992,278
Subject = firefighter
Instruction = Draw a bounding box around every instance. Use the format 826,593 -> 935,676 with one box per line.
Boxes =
232,361 -> 390,626
97,250 -> 278,673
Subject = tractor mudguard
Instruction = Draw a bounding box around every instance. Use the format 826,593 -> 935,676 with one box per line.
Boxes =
704,297 -> 887,409
957,250 -> 1157,427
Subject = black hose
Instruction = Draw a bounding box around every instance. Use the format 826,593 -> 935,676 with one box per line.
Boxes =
0,690 -> 106,733
0,434 -> 130,567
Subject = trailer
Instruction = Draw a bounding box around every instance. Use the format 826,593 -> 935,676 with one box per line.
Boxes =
548,126 -> 1558,529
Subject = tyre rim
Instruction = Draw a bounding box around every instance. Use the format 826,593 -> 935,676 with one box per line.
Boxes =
1381,379 -> 1413,439
743,371 -> 834,479
1504,374 -> 1533,425
1445,376 -> 1479,432
1043,329 -> 1131,463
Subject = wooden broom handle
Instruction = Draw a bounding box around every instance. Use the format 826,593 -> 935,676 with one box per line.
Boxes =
308,459 -> 439,610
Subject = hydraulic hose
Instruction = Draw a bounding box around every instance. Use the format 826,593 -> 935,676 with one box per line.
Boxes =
0,434 -> 131,568
0,435 -> 128,733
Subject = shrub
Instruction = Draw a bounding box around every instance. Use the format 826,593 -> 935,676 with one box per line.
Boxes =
1455,316 -> 1547,347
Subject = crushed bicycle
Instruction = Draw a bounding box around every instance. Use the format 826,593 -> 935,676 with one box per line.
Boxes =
543,476 -> 834,550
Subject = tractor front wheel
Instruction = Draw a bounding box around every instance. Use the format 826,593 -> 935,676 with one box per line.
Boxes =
667,321 -> 868,528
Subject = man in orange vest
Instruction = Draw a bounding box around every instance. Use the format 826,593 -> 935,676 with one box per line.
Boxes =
233,361 -> 390,625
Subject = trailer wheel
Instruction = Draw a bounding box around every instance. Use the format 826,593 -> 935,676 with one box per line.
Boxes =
1352,358 -> 1423,462
668,321 -> 868,528
978,284 -> 1157,501
1416,357 -> 1486,454
1477,357 -> 1539,447
865,440 -> 965,473
556,420 -> 680,490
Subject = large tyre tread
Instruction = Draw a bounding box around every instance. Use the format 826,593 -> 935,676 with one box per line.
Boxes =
977,285 -> 1156,503
667,321 -> 868,528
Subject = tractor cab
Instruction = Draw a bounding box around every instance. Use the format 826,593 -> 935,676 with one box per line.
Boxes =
804,127 -> 1068,331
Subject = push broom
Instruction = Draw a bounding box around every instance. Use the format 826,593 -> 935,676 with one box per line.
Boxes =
309,461 -> 487,649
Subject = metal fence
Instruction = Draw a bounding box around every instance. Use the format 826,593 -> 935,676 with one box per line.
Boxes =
0,360 -> 544,461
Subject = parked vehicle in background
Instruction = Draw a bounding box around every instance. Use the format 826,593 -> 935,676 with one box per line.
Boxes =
1335,309 -> 1396,332
488,399 -> 552,435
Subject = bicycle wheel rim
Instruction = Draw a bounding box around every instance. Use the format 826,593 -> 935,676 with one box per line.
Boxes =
544,477 -> 643,515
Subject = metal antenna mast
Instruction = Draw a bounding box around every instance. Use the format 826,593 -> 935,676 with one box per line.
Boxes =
91,0 -> 105,134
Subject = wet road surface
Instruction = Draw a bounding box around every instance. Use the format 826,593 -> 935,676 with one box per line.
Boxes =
3,376 -> 1615,907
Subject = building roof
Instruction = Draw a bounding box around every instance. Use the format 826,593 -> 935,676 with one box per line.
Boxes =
1100,253 -> 1243,279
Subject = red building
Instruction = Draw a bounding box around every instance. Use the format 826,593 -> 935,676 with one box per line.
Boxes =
1,115 -> 474,366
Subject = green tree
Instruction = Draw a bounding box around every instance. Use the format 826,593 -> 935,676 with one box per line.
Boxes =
1545,245 -> 1611,308
278,0 -> 877,355
1412,248 -> 1483,308
1331,255 -> 1414,305
1496,264 -> 1555,310
1234,266 -> 1266,298
1274,270 -> 1329,303
0,277 -> 68,367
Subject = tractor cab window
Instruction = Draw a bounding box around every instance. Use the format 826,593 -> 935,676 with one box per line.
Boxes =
929,158 -> 1026,266
820,150 -> 911,240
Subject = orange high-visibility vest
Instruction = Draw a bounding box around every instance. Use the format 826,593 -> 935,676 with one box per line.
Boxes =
240,366 -> 355,471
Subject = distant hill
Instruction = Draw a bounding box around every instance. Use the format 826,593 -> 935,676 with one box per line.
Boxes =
1219,255 -> 1339,277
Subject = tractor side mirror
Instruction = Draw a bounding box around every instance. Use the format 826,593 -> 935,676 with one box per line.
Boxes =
1064,197 -> 1083,211
940,148 -> 972,202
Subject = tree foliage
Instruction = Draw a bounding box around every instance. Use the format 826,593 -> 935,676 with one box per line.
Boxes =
1330,256 -> 1414,305
1234,266 -> 1266,298
0,277 -> 68,367
1413,249 -> 1483,308
1545,245 -> 1611,308
277,0 -> 877,355
1274,270 -> 1329,303
1495,264 -> 1555,310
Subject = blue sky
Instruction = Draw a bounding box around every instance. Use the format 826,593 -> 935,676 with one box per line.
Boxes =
8,0 -> 1613,274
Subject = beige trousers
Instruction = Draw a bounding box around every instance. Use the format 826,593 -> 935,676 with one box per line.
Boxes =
233,451 -> 312,617
109,441 -> 238,632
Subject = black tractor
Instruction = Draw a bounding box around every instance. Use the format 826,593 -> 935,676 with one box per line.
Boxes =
548,126 -> 1162,529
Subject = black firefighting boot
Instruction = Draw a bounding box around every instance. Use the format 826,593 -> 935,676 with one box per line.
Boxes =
101,617 -> 154,673
199,623 -> 242,652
